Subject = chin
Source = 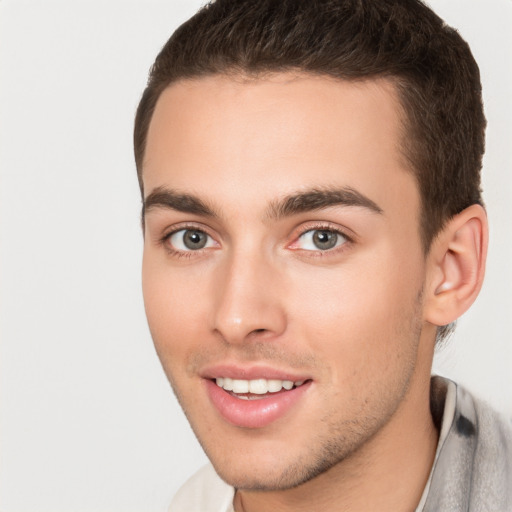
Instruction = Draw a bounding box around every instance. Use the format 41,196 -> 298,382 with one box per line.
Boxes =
214,464 -> 320,492
202,436 -> 353,492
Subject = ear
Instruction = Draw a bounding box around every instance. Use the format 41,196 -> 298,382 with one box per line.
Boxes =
424,204 -> 488,328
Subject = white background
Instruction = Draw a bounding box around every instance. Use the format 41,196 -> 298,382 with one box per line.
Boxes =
0,1 -> 510,511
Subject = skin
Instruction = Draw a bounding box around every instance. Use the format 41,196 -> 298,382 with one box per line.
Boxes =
142,73 -> 442,511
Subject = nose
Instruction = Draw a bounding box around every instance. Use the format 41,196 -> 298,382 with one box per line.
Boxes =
210,249 -> 287,345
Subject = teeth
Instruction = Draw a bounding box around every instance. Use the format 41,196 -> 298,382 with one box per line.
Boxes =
267,379 -> 283,393
215,377 -> 305,394
232,379 -> 249,393
249,379 -> 267,394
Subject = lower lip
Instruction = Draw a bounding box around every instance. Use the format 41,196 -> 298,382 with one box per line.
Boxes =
205,379 -> 311,429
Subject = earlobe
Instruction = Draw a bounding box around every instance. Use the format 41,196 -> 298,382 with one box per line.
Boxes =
425,204 -> 488,327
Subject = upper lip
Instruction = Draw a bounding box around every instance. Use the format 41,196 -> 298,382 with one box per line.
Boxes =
200,363 -> 311,382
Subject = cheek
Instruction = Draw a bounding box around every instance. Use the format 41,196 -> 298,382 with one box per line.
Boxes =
142,258 -> 209,371
287,253 -> 424,377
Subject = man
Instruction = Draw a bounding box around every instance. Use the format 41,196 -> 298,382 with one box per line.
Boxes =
134,0 -> 512,510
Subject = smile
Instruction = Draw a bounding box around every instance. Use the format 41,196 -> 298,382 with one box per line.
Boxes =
215,377 -> 305,397
205,374 -> 312,428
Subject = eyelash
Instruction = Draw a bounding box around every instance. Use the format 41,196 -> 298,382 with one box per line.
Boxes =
289,222 -> 353,256
159,223 -> 217,259
159,222 -> 353,258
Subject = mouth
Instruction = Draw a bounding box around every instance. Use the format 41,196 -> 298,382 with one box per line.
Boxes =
203,370 -> 312,428
214,377 -> 307,400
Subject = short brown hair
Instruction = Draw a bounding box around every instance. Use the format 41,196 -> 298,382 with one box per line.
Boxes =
134,0 -> 485,251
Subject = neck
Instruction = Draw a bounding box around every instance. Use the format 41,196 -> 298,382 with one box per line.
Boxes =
234,370 -> 438,512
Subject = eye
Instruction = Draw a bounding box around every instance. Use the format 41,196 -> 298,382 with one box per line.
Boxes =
167,229 -> 216,251
295,229 -> 347,251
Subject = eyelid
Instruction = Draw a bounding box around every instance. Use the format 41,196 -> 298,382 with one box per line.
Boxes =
161,221 -> 217,238
169,229 -> 216,251
288,221 -> 355,252
160,222 -> 220,254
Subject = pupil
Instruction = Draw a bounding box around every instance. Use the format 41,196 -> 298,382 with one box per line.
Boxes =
313,230 -> 337,250
183,230 -> 207,249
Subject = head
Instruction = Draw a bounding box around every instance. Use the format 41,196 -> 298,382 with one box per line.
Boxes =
135,0 -> 486,251
135,0 -> 487,495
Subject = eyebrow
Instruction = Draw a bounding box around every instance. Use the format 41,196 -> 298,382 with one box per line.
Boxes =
266,187 -> 383,219
142,185 -> 383,223
143,186 -> 218,220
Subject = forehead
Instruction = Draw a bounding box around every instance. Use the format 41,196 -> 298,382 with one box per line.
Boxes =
143,73 -> 417,220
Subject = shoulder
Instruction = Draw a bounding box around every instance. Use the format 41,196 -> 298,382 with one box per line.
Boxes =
466,386 -> 512,510
424,377 -> 512,511
168,464 -> 235,512
453,381 -> 512,477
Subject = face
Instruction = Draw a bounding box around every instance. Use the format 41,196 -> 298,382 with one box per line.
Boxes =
142,73 -> 431,490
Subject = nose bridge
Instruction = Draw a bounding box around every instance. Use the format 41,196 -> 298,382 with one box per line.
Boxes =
211,243 -> 286,344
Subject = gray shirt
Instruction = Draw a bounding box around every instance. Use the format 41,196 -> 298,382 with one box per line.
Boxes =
420,377 -> 512,511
